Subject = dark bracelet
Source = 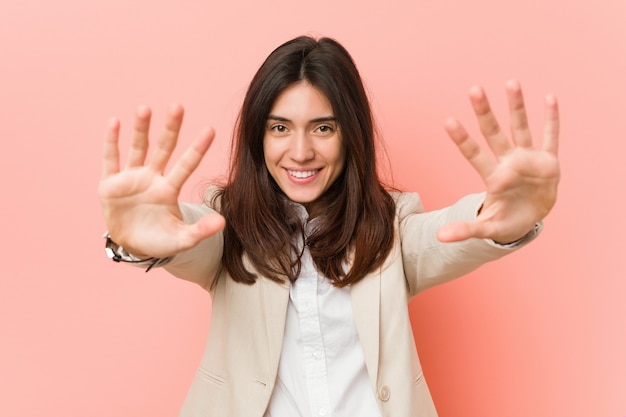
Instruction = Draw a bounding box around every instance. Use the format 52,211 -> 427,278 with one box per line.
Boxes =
103,232 -> 172,272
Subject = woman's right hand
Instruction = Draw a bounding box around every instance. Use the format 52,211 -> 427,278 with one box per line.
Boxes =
98,103 -> 225,259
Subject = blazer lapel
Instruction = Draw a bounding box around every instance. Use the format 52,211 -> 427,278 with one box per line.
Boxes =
261,277 -> 290,378
350,269 -> 381,385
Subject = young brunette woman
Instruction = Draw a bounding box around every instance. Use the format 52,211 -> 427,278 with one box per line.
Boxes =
99,36 -> 560,417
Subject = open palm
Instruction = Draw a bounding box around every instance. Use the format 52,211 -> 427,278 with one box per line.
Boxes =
438,80 -> 560,244
99,104 -> 225,258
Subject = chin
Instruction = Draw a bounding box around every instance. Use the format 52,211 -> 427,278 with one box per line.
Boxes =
287,196 -> 317,204
285,191 -> 322,204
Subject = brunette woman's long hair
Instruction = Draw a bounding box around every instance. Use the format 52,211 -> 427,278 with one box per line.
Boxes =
213,36 -> 396,287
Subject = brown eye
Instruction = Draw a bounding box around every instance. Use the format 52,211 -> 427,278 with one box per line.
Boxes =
271,124 -> 288,133
316,125 -> 335,134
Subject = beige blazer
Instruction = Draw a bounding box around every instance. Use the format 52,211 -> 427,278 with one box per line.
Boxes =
164,191 -> 536,417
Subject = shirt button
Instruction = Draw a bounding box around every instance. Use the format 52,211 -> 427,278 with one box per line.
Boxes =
318,408 -> 328,416
378,385 -> 391,402
313,351 -> 322,360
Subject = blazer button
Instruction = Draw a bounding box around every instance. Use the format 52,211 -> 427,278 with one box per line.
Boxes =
378,385 -> 391,402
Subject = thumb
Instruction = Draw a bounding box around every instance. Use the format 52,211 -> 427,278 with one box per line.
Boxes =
180,213 -> 226,249
437,221 -> 479,242
195,213 -> 226,239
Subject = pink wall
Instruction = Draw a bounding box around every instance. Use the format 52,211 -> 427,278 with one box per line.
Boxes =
1,0 -> 624,415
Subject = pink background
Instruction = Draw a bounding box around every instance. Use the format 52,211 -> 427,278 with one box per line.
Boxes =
1,0 -> 624,415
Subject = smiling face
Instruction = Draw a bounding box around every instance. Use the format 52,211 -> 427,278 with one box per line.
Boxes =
263,82 -> 345,204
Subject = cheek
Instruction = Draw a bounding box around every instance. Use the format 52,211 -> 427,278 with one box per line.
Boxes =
262,139 -> 284,183
262,138 -> 274,165
333,142 -> 346,170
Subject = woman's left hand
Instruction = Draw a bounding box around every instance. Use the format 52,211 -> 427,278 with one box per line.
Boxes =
437,80 -> 560,244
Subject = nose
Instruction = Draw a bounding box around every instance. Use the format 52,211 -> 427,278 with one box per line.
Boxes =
288,130 -> 315,163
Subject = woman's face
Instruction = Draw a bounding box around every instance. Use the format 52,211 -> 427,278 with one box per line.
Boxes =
263,82 -> 345,204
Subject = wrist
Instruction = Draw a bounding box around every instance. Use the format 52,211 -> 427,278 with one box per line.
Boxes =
491,223 -> 543,248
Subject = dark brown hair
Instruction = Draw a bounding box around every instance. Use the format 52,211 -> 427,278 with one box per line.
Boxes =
214,36 -> 395,287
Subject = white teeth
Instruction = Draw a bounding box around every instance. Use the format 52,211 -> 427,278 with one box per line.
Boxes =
288,170 -> 319,179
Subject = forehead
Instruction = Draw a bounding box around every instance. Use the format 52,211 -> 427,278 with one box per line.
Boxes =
269,82 -> 333,120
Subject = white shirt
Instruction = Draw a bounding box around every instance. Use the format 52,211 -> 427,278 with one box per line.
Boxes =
264,206 -> 382,417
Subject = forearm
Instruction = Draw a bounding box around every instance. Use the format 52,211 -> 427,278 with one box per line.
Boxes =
400,193 -> 541,296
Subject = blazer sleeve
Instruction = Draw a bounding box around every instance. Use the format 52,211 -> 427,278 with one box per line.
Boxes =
396,192 -> 541,298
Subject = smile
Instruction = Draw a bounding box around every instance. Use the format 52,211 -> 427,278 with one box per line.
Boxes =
287,169 -> 320,179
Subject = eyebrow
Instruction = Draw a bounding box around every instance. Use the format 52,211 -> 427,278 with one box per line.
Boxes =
267,115 -> 337,123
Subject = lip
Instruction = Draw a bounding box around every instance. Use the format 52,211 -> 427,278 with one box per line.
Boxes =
285,168 -> 321,184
